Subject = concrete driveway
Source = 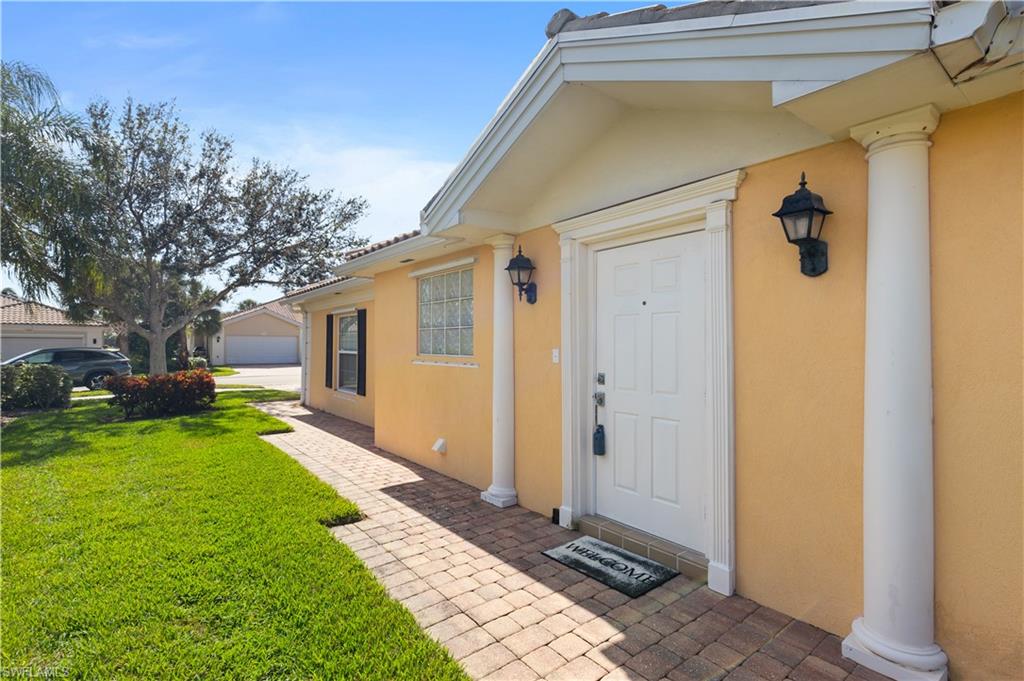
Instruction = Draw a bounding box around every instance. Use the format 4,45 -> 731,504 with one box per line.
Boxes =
216,364 -> 300,392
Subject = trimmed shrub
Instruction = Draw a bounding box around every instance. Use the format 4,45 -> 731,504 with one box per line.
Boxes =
1,364 -> 73,411
188,356 -> 208,370
107,370 -> 216,418
105,375 -> 148,418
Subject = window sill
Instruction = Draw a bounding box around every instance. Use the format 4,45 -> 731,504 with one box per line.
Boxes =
334,388 -> 361,399
412,357 -> 479,369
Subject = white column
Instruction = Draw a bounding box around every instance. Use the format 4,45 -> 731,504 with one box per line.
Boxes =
704,200 -> 736,596
481,234 -> 518,508
842,105 -> 948,681
300,309 -> 310,405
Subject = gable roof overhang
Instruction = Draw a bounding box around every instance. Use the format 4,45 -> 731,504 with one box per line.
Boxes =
282,276 -> 374,307
415,0 -> 1021,241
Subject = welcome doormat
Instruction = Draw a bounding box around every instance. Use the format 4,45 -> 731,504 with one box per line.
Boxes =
543,535 -> 678,598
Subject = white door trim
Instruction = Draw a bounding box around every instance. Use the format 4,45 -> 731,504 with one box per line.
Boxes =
554,169 -> 744,596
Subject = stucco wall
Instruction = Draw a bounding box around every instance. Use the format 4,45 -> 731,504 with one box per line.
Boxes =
373,246 -> 494,492
929,93 -> 1022,680
512,227 -> 563,517
307,302 -> 375,428
731,93 -> 1023,678
733,139 -> 868,635
225,312 -> 299,337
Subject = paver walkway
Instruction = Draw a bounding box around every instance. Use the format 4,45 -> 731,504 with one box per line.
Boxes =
257,401 -> 887,681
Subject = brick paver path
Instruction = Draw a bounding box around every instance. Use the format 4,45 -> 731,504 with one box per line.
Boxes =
257,402 -> 887,681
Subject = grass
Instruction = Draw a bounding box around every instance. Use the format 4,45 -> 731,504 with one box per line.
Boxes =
1,391 -> 466,680
209,365 -> 238,376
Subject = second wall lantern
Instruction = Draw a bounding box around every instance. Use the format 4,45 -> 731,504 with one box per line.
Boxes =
772,172 -> 833,277
505,246 -> 537,304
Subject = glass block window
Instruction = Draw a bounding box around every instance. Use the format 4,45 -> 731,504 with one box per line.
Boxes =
337,315 -> 358,391
418,267 -> 473,356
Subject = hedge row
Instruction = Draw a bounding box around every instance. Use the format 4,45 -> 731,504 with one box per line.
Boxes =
1,364 -> 73,411
106,370 -> 216,418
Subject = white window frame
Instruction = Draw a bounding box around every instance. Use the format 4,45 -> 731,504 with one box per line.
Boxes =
337,313 -> 358,394
416,266 -> 474,358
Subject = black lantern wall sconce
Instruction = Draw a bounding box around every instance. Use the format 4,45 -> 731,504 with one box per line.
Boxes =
505,246 -> 537,304
772,172 -> 833,277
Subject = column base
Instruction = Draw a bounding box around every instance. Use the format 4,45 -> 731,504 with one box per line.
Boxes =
843,620 -> 948,681
558,506 -> 574,529
481,486 -> 518,508
707,561 -> 735,596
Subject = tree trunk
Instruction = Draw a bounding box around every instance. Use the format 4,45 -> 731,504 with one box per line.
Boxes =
176,327 -> 189,369
117,332 -> 130,355
148,333 -> 169,375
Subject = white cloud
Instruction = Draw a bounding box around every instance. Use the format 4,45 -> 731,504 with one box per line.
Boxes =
83,33 -> 194,50
237,124 -> 456,243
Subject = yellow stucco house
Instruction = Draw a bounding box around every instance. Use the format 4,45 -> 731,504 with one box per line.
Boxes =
284,2 -> 1023,679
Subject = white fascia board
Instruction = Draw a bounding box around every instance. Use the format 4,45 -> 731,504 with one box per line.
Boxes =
285,277 -> 373,306
422,53 -> 565,235
331,235 -> 447,278
420,1 -> 934,236
419,39 -> 559,229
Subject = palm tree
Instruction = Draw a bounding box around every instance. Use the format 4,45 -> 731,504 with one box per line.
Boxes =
1,61 -> 89,299
234,299 -> 260,313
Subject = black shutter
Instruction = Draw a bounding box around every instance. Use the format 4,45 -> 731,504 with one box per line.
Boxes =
356,308 -> 367,396
325,314 -> 334,388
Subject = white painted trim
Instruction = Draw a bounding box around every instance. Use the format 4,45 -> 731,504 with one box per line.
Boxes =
300,311 -> 310,405
330,306 -> 358,315
408,256 -> 478,279
411,358 -> 479,369
556,170 -> 743,595
421,2 -> 934,234
286,277 -> 373,306
333,235 -> 447,278
704,200 -> 736,596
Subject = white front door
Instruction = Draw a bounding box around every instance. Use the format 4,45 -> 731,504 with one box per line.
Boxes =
594,232 -> 706,551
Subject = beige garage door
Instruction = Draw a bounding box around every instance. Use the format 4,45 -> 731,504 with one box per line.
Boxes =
1,335 -> 86,361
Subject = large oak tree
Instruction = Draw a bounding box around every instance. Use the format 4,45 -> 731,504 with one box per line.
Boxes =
5,83 -> 368,374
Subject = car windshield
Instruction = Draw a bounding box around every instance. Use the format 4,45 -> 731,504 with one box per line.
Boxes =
3,350 -> 55,365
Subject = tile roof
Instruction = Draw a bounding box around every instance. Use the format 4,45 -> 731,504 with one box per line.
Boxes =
223,298 -> 301,323
344,230 -> 420,260
546,1 -> 834,37
0,295 -> 106,327
283,276 -> 349,299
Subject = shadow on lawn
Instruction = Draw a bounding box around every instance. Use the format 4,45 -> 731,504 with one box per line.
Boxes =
2,394 -> 295,468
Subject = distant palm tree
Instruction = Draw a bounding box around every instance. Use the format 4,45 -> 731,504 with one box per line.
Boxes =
234,299 -> 260,313
1,61 -> 88,298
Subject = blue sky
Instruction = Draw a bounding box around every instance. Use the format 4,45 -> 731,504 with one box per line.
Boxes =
3,1 -> 650,305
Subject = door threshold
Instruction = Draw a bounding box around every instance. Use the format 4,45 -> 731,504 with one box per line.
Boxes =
577,515 -> 708,582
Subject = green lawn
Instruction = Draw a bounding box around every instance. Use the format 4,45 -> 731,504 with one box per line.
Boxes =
1,391 -> 466,680
209,365 -> 238,376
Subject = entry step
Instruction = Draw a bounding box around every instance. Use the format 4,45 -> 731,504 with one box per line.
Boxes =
577,515 -> 708,582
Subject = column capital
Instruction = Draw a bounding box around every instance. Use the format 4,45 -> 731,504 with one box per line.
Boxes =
484,233 -> 516,249
850,104 -> 940,150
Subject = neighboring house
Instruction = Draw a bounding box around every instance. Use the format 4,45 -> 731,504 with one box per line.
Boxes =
286,2 -> 1022,679
203,300 -> 301,366
0,294 -> 106,360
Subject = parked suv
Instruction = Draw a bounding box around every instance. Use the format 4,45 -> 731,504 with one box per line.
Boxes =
2,348 -> 133,390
